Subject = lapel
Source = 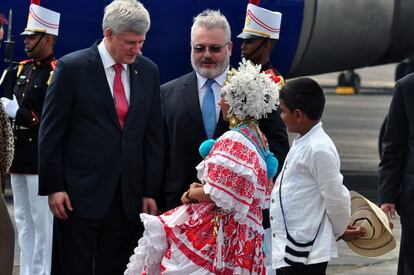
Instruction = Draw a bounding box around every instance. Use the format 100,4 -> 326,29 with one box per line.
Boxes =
182,72 -> 206,137
86,43 -> 120,130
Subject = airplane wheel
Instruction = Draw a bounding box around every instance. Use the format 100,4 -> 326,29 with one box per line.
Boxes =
337,70 -> 361,94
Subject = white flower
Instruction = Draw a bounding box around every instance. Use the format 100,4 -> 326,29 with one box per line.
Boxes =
222,58 -> 280,120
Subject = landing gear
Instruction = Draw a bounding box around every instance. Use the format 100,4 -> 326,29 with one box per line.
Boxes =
335,70 -> 361,94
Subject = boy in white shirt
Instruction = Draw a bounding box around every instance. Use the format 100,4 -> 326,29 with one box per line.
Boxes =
269,78 -> 351,275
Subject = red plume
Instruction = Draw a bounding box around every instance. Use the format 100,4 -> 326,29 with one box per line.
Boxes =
31,0 -> 41,5
249,0 -> 260,5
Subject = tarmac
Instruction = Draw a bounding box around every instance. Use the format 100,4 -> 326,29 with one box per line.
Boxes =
4,63 -> 401,274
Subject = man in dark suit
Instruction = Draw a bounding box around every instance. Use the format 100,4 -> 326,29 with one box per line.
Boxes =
161,9 -> 288,212
38,1 -> 163,274
379,72 -> 414,275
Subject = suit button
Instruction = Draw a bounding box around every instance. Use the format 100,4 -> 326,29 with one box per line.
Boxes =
32,118 -> 35,121
273,233 -> 276,238
34,85 -> 38,88
270,216 -> 274,220
271,199 -> 274,203
14,136 -> 17,140
29,138 -> 33,142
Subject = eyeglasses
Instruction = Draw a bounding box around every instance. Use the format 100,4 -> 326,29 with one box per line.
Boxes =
192,42 -> 229,53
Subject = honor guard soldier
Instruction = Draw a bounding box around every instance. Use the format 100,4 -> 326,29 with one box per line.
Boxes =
238,2 -> 285,85
0,4 -> 59,275
237,2 -> 289,274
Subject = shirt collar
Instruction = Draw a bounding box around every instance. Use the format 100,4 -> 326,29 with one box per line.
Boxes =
293,121 -> 323,145
98,39 -> 128,71
196,66 -> 230,88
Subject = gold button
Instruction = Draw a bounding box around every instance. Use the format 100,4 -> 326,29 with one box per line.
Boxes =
32,118 -> 35,121
34,85 -> 38,88
32,67 -> 36,70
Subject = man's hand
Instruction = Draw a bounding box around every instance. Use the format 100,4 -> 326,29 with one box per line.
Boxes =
1,95 -> 19,118
142,197 -> 157,215
380,203 -> 396,229
339,225 -> 366,241
48,191 -> 73,220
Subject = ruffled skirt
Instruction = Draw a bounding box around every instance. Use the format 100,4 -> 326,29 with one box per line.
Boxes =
124,202 -> 265,275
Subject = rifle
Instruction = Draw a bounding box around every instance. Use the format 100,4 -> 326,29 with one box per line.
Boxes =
0,9 -> 17,99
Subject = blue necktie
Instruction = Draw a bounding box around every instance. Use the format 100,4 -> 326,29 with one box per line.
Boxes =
202,79 -> 216,139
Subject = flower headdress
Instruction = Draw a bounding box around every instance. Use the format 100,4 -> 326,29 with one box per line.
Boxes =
222,58 -> 280,121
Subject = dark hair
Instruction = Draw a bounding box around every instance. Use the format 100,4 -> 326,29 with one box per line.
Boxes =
279,77 -> 325,120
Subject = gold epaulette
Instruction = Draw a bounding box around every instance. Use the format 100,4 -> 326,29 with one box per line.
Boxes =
47,60 -> 58,86
16,59 -> 33,77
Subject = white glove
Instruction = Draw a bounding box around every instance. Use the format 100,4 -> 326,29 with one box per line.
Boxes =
1,95 -> 19,118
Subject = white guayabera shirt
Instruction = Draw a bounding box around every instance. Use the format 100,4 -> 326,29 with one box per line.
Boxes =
270,122 -> 351,269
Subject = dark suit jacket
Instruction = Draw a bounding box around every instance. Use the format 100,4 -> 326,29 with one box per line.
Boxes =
161,71 -> 288,211
379,72 -> 414,227
38,43 -> 163,221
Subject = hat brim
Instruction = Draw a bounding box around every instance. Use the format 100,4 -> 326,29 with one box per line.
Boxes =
346,191 -> 397,257
20,30 -> 40,36
347,233 -> 396,257
237,32 -> 264,40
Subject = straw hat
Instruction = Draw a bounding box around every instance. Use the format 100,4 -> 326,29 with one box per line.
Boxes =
346,191 -> 396,257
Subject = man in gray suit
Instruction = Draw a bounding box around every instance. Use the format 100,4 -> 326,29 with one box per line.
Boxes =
161,9 -> 288,211
38,1 -> 163,274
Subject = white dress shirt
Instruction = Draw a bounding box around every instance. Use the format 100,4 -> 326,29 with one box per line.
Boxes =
97,39 -> 130,104
270,122 -> 350,269
196,67 -> 229,122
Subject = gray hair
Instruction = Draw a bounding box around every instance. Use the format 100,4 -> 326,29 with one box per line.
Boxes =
191,10 -> 231,42
102,0 -> 150,35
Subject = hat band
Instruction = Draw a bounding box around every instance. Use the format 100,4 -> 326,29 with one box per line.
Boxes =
242,28 -> 272,38
24,27 -> 47,33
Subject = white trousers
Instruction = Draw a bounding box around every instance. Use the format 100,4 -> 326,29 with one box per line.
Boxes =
11,174 -> 52,275
264,227 -> 276,275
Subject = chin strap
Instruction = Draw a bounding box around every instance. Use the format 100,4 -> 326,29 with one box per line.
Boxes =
243,38 -> 268,60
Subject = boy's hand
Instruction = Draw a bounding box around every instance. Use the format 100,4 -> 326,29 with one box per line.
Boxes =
339,225 -> 366,241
